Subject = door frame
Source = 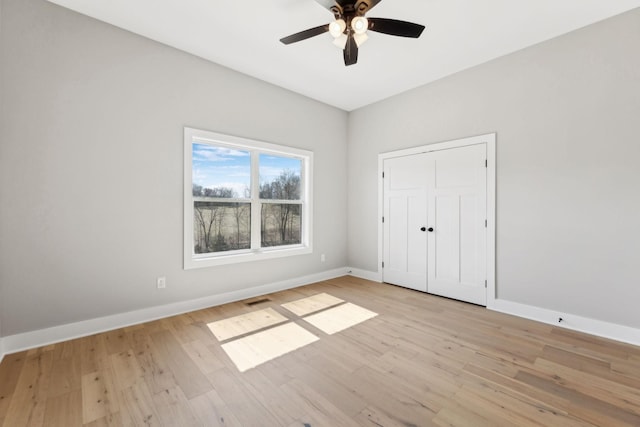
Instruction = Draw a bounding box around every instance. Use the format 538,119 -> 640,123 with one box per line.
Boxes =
377,133 -> 497,308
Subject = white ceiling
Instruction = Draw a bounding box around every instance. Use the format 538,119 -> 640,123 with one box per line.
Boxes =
47,0 -> 640,111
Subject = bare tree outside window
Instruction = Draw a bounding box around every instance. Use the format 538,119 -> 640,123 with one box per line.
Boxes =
259,170 -> 301,246
193,183 -> 250,253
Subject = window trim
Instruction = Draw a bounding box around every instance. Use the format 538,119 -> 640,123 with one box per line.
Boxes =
184,127 -> 313,269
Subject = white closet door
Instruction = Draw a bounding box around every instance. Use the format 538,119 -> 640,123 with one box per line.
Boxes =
383,143 -> 487,305
382,153 -> 430,292
427,144 -> 487,305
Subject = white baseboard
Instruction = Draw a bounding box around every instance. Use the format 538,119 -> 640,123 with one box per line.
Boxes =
347,267 -> 382,282
1,267 -> 349,356
490,299 -> 640,347
4,270 -> 637,360
344,270 -> 640,347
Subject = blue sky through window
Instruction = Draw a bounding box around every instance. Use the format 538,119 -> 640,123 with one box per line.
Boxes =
192,143 -> 250,197
259,154 -> 301,187
192,143 -> 301,198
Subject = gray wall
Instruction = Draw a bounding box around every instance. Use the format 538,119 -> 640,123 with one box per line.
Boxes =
0,0 -> 348,336
348,9 -> 640,329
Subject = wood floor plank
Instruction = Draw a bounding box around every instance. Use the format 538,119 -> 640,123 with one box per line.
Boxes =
83,411 -> 123,427
1,277 -> 640,426
206,368 -> 281,426
51,338 -> 82,362
1,351 -> 53,427
462,363 -> 572,412
151,386 -> 199,426
514,370 -> 640,426
433,403 -> 494,427
373,350 -> 460,410
80,335 -> 111,376
532,358 -> 640,414
0,351 -> 28,420
541,344 -> 640,389
282,378 -> 361,427
188,389 -> 243,427
612,357 -> 640,380
109,350 -> 144,391
285,353 -> 368,417
117,382 -> 161,427
128,328 -> 179,395
305,336 -> 370,374
43,389 -> 83,427
168,318 -> 216,345
348,365 -> 439,425
102,329 -> 130,356
149,329 -> 213,399
449,386 -> 548,426
234,368 -> 303,425
250,356 -> 297,387
47,354 -> 81,398
456,378 -> 596,427
549,327 -> 636,360
182,339 -> 226,375
356,404 -> 432,427
81,370 -> 119,424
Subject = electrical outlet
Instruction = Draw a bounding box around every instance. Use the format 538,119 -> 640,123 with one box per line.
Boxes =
157,277 -> 166,289
321,254 -> 326,263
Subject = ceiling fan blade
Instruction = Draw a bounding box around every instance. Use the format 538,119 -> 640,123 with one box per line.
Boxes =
368,18 -> 425,38
280,25 -> 330,45
343,33 -> 358,66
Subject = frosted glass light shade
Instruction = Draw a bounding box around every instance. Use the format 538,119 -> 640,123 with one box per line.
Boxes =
351,16 -> 368,35
329,19 -> 346,38
333,33 -> 348,49
354,32 -> 368,47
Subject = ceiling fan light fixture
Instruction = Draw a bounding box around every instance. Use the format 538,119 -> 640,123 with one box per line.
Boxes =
329,19 -> 346,38
279,0 -> 425,66
333,33 -> 348,49
354,32 -> 369,47
351,16 -> 368,35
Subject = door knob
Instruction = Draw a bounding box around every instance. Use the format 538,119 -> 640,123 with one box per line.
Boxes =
428,227 -> 434,232
420,227 -> 426,232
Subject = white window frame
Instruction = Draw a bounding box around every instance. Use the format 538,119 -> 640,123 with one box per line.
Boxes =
184,127 -> 313,269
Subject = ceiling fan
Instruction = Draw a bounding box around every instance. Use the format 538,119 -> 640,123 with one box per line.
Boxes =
280,0 -> 425,66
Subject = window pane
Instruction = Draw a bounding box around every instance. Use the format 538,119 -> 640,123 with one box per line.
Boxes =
193,202 -> 251,253
259,154 -> 301,200
192,143 -> 250,198
261,204 -> 301,247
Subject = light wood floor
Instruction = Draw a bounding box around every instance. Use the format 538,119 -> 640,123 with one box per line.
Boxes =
1,276 -> 639,426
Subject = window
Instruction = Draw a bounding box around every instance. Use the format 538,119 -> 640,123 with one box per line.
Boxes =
184,128 -> 313,268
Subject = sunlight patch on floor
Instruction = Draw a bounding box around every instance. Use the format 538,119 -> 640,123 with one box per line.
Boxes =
302,302 -> 378,335
221,323 -> 319,372
210,294 -> 378,372
281,292 -> 344,316
207,307 -> 288,341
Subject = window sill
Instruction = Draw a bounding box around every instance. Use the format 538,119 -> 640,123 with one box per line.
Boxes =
184,245 -> 313,269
